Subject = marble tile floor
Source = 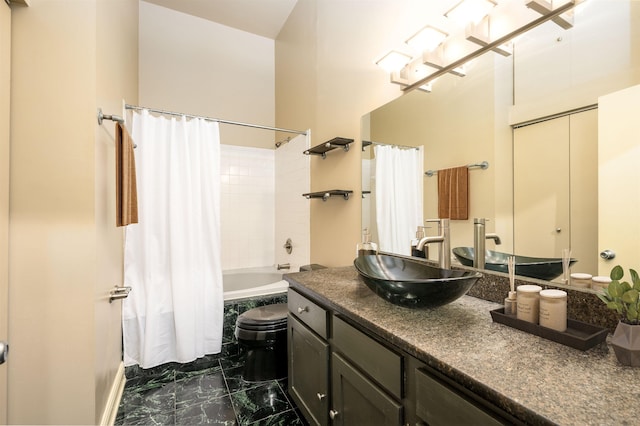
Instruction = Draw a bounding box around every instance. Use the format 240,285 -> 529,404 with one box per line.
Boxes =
115,354 -> 307,426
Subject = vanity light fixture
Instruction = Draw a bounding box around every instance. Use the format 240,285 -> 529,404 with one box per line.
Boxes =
375,50 -> 412,73
378,0 -> 580,94
526,0 -> 575,29
445,0 -> 497,26
406,25 -> 448,53
400,0 -> 578,93
466,16 -> 514,56
422,47 -> 467,77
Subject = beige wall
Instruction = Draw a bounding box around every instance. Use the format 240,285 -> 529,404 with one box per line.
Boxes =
276,1 -> 405,267
9,0 -> 137,423
95,1 -> 138,424
0,2 -> 10,424
139,0 -> 276,149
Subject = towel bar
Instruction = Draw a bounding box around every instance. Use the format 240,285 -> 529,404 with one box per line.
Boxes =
425,161 -> 489,177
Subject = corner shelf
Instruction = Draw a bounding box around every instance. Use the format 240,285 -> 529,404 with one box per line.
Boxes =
304,137 -> 353,159
302,190 -> 353,201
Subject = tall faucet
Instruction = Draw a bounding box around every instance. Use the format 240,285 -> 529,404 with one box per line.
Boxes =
473,218 -> 502,269
416,218 -> 451,269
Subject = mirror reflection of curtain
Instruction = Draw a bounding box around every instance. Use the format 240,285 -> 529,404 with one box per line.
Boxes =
374,145 -> 424,255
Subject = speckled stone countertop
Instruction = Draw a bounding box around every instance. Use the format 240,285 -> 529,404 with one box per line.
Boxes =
284,266 -> 640,426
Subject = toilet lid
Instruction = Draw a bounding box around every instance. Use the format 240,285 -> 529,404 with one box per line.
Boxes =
236,303 -> 288,328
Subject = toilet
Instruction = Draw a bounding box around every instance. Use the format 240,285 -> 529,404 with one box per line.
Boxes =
234,303 -> 288,382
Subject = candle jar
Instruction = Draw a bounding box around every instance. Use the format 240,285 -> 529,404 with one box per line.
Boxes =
591,276 -> 611,292
570,272 -> 592,288
539,289 -> 567,332
517,285 -> 542,324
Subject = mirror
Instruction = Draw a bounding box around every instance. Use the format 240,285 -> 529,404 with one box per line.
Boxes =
362,0 -> 640,285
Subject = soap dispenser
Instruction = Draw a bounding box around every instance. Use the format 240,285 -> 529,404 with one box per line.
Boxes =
356,228 -> 378,256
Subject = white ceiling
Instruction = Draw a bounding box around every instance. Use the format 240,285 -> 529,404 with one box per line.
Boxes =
142,0 -> 298,39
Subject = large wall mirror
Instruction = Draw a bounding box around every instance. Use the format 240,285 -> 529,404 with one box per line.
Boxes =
362,0 -> 640,288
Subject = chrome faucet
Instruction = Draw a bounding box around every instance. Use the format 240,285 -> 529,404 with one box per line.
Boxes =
416,218 -> 451,269
473,218 -> 501,269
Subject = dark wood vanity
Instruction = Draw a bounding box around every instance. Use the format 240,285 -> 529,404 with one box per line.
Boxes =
285,266 -> 635,426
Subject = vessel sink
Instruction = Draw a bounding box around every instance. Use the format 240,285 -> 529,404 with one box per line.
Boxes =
452,247 -> 577,281
353,254 -> 482,309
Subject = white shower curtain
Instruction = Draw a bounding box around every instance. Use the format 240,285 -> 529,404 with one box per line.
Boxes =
375,145 -> 424,255
123,109 -> 224,368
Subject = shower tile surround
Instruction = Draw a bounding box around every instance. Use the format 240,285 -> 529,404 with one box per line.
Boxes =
220,145 -> 276,270
116,293 -> 304,425
221,141 -> 310,272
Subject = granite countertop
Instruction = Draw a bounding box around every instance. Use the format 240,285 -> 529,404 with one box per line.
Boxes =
284,266 -> 640,426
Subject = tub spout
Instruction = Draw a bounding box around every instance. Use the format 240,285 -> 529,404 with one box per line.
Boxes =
277,263 -> 290,270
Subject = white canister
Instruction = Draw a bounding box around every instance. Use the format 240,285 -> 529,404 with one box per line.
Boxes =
539,289 -> 568,332
591,276 -> 612,291
517,285 -> 542,324
570,272 -> 592,288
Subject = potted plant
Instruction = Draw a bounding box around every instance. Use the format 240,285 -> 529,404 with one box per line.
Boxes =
597,265 -> 640,366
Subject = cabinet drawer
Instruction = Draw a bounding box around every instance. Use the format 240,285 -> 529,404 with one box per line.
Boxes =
332,316 -> 402,399
415,367 -> 510,426
288,289 -> 328,339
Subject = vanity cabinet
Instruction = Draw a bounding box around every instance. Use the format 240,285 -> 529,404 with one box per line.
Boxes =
414,364 -> 518,425
330,352 -> 402,425
288,287 -> 521,426
288,314 -> 329,425
288,289 -> 330,425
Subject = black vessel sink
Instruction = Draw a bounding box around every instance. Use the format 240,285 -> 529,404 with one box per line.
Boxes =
452,247 -> 577,281
354,254 -> 482,309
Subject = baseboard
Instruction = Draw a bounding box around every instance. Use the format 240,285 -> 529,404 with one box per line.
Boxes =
99,361 -> 126,426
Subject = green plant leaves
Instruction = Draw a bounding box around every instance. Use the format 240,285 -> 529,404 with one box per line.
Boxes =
611,265 -> 624,280
622,289 -> 639,304
604,266 -> 640,321
632,268 -> 640,291
609,280 -> 624,298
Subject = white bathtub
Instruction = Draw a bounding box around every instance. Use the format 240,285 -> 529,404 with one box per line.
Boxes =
222,266 -> 289,301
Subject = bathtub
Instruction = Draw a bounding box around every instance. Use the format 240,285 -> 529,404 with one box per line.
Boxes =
222,266 -> 289,301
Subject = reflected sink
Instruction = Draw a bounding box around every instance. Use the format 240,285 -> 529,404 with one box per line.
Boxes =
353,254 -> 482,309
452,247 -> 577,281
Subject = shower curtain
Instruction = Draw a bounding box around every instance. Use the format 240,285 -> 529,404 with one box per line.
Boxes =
375,145 -> 424,255
122,109 -> 223,368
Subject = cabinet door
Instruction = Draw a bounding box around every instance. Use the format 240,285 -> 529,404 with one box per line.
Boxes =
288,314 -> 329,426
330,353 -> 402,426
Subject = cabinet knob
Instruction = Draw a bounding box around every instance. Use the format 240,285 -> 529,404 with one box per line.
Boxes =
316,392 -> 326,400
297,306 -> 309,314
329,410 -> 339,420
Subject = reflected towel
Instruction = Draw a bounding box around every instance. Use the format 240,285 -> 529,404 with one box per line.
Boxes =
116,122 -> 138,226
438,166 -> 468,220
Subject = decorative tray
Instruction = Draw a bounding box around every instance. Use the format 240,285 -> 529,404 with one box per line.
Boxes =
490,308 -> 609,351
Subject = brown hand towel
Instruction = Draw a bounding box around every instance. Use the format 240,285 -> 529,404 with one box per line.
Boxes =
115,122 -> 139,226
437,166 -> 469,220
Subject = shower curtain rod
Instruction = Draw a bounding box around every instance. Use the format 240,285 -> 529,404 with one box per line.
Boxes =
124,104 -> 307,136
364,140 -> 420,150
